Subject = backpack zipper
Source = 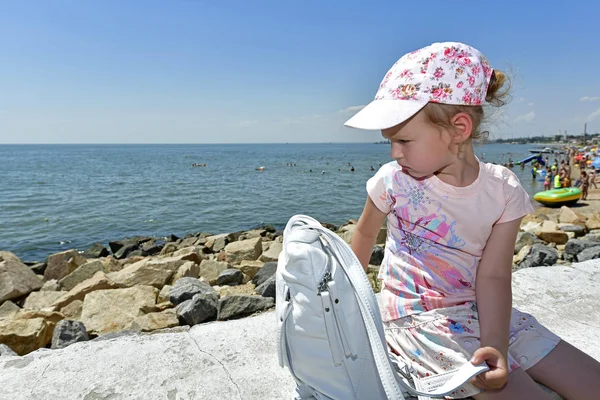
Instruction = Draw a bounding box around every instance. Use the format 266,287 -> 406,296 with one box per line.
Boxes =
317,236 -> 355,364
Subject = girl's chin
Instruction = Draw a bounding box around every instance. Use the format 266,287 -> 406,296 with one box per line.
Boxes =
401,167 -> 432,181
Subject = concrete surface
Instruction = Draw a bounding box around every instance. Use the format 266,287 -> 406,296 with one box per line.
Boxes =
1,260 -> 599,400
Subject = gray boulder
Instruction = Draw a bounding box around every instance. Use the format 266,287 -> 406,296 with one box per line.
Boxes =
369,246 -> 385,265
176,292 -> 220,326
516,244 -> 558,270
169,277 -> 215,305
564,239 -> 599,256
109,237 -> 153,259
29,263 -> 46,275
252,262 -> 277,286
556,224 -> 585,236
514,231 -> 539,254
82,243 -> 110,259
215,269 -> 243,286
576,245 -> 600,262
217,295 -> 274,320
51,320 -> 89,350
141,241 -> 163,256
256,275 -> 276,299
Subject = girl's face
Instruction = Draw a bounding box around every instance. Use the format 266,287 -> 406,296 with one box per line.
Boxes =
381,110 -> 457,179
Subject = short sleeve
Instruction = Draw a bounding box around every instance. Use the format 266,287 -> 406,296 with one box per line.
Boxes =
496,172 -> 535,224
366,163 -> 395,214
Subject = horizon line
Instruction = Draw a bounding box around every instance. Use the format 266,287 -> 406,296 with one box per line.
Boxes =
0,141 -> 384,145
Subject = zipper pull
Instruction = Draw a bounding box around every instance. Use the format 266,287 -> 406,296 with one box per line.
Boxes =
320,290 -> 344,366
327,280 -> 356,358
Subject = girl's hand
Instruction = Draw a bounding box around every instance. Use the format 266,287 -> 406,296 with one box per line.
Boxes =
469,347 -> 509,390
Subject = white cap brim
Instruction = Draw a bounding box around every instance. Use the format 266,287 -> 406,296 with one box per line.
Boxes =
344,100 -> 428,130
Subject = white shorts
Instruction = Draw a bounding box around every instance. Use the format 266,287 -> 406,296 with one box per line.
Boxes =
384,302 -> 561,399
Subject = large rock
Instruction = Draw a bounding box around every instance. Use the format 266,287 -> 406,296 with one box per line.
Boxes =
1,261 -> 600,398
259,241 -> 283,262
198,259 -> 230,285
59,260 -> 106,291
576,246 -> 600,262
44,249 -> 88,281
0,301 -> 20,321
205,234 -> 229,253
130,309 -> 179,332
50,271 -> 124,311
224,237 -> 262,264
169,277 -> 215,305
59,300 -> 83,320
16,309 -> 64,325
80,286 -> 159,335
40,279 -> 61,291
556,223 -> 585,236
558,206 -> 586,225
0,317 -> 54,355
516,244 -> 559,270
51,320 -> 89,349
536,221 -> 569,244
251,261 -> 277,287
216,269 -> 244,286
585,213 -> 600,230
171,247 -> 204,264
108,237 -> 152,259
255,276 -> 276,299
157,285 -> 171,304
513,245 -> 532,265
564,239 -> 599,260
82,243 -> 110,259
0,251 -> 44,303
217,295 -> 274,321
107,256 -> 186,288
23,291 -> 67,311
337,224 -> 357,244
369,246 -> 385,265
514,231 -> 540,254
141,241 -> 164,257
176,293 -> 219,326
238,260 -> 263,279
170,261 -> 200,283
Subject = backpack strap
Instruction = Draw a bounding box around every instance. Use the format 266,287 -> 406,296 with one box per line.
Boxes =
293,216 -> 489,399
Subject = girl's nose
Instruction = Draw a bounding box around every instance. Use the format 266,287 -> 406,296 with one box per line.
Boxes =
390,142 -> 404,159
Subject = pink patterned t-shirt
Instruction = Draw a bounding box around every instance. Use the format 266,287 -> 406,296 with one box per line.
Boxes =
367,161 -> 534,321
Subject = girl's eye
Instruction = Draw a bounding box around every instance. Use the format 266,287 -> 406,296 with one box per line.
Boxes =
396,140 -> 410,144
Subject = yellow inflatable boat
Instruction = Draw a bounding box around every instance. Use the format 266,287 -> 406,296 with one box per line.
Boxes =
533,188 -> 582,207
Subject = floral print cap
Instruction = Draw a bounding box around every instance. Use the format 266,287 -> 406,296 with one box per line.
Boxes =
344,42 -> 494,130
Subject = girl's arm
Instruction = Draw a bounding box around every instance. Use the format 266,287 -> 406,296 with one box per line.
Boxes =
471,218 -> 522,389
351,197 -> 388,273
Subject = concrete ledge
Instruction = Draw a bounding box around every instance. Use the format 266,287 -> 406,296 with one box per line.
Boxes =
1,261 -> 599,399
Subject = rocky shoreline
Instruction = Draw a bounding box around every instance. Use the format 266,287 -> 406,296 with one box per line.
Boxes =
2,205 -> 600,357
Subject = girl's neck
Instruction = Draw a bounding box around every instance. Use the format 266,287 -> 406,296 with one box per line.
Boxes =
434,147 -> 480,188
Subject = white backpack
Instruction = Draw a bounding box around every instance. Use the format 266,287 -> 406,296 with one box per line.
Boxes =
276,215 -> 488,400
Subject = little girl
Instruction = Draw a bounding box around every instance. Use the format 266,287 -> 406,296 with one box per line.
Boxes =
346,42 -> 600,399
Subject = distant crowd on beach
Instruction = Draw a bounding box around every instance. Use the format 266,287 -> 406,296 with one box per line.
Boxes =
528,147 -> 598,200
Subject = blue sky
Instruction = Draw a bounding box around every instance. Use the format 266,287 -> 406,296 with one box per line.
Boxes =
1,0 -> 599,144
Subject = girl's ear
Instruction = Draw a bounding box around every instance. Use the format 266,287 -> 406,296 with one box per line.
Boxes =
450,112 -> 473,143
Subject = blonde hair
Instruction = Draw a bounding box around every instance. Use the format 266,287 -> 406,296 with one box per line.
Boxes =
422,70 -> 510,141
